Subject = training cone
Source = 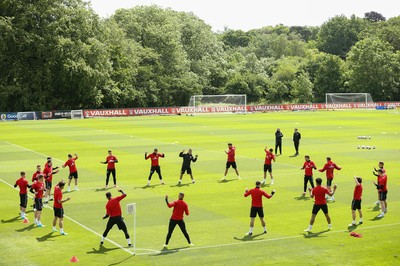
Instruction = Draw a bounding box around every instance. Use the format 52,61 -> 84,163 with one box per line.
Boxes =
69,256 -> 79,262
23,218 -> 29,224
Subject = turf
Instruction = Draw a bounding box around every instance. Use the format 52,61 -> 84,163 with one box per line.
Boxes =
0,110 -> 399,265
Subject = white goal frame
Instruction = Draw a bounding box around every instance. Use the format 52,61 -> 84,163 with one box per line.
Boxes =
17,112 -> 37,120
189,94 -> 247,115
325,93 -> 374,110
71,110 -> 84,119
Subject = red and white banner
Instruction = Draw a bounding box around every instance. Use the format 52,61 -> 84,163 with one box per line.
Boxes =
83,102 -> 400,118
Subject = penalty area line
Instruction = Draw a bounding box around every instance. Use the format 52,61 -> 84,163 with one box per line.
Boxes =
135,222 -> 400,256
0,178 -> 159,256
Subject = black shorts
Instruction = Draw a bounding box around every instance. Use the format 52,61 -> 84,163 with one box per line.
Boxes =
108,216 -> 127,231
45,180 -> 52,190
312,204 -> 328,215
181,165 -> 192,174
326,179 -> 333,187
68,172 -> 78,180
54,207 -> 64,218
250,207 -> 264,218
35,198 -> 43,211
379,191 -> 388,201
264,164 -> 272,173
226,162 -> 237,169
19,194 -> 28,208
351,199 -> 362,210
150,166 -> 161,173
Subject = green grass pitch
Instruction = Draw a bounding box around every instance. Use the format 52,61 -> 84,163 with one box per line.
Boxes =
0,110 -> 399,265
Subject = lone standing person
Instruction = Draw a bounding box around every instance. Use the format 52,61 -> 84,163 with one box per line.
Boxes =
304,178 -> 337,232
101,150 -> 118,188
222,143 -> 240,180
318,157 -> 341,201
145,148 -> 165,186
14,171 -> 31,219
275,128 -> 283,155
100,189 -> 132,247
178,149 -> 198,184
293,128 -> 301,156
62,153 -> 79,192
163,193 -> 193,248
262,147 -> 276,185
52,181 -> 70,235
244,181 -> 275,235
301,155 -> 316,195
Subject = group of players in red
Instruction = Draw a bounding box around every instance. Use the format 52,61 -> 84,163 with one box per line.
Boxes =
13,143 -> 389,247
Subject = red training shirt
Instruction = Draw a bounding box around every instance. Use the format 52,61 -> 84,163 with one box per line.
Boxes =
378,174 -> 388,192
106,194 -> 126,217
43,164 -> 54,182
146,153 -> 164,167
32,171 -> 43,182
303,161 -> 316,176
264,150 -> 275,165
64,157 -> 78,173
244,187 -> 272,207
15,177 -> 29,194
311,186 -> 330,205
105,155 -> 118,170
53,185 -> 63,208
31,181 -> 45,199
319,161 -> 341,179
227,147 -> 236,162
168,199 -> 189,220
353,184 -> 363,200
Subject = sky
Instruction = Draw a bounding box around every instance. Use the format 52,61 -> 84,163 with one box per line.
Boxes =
89,0 -> 399,32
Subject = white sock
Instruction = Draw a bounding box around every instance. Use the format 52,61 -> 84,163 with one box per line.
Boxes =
53,226 -> 56,230
359,218 -> 363,222
249,227 -> 253,233
68,186 -> 70,190
263,226 -> 266,231
127,238 -> 131,245
352,220 -> 356,224
101,236 -> 105,242
60,228 -> 64,233
308,225 -> 312,229
21,212 -> 25,217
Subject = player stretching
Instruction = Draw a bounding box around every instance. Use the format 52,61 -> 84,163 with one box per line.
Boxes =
373,161 -> 385,205
263,147 -> 276,185
178,149 -> 198,184
244,181 -> 275,235
318,157 -> 341,201
101,190 -> 132,247
52,181 -> 70,235
145,148 -> 165,186
43,160 -> 59,203
30,174 -> 45,227
101,150 -> 118,188
62,153 -> 78,192
164,193 -> 193,248
304,178 -> 337,232
14,171 -> 31,219
349,177 -> 363,226
222,143 -> 240,180
374,169 -> 388,218
301,155 -> 316,195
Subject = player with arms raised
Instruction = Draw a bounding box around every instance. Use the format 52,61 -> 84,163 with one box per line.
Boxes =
62,153 -> 78,192
145,148 -> 165,186
222,143 -> 240,180
318,157 -> 341,201
178,149 -> 198,184
262,147 -> 276,185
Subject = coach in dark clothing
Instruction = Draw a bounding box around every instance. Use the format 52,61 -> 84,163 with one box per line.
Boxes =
275,128 -> 283,155
178,149 -> 198,184
293,128 -> 301,156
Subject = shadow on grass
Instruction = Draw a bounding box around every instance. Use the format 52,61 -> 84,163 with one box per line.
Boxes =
369,216 -> 384,221
15,224 -> 35,232
261,183 -> 271,188
108,254 -> 136,266
170,182 -> 190,188
370,205 -> 381,212
87,245 -> 122,255
36,232 -> 61,242
95,187 -> 113,192
234,232 -> 266,241
289,154 -> 299,158
218,179 -> 236,184
135,184 -> 164,189
1,216 -> 21,223
303,229 -> 329,238
149,246 -> 189,257
294,195 -> 311,201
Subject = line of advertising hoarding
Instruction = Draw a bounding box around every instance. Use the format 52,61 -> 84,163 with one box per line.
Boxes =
1,102 -> 399,121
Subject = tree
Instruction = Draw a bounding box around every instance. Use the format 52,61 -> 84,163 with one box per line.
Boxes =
364,11 -> 386,22
291,72 -> 314,103
345,37 -> 400,101
317,15 -> 367,59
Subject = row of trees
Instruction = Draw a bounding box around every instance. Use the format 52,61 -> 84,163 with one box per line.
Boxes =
0,1 -> 399,111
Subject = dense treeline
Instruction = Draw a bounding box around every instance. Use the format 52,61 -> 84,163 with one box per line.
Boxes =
0,1 -> 399,111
